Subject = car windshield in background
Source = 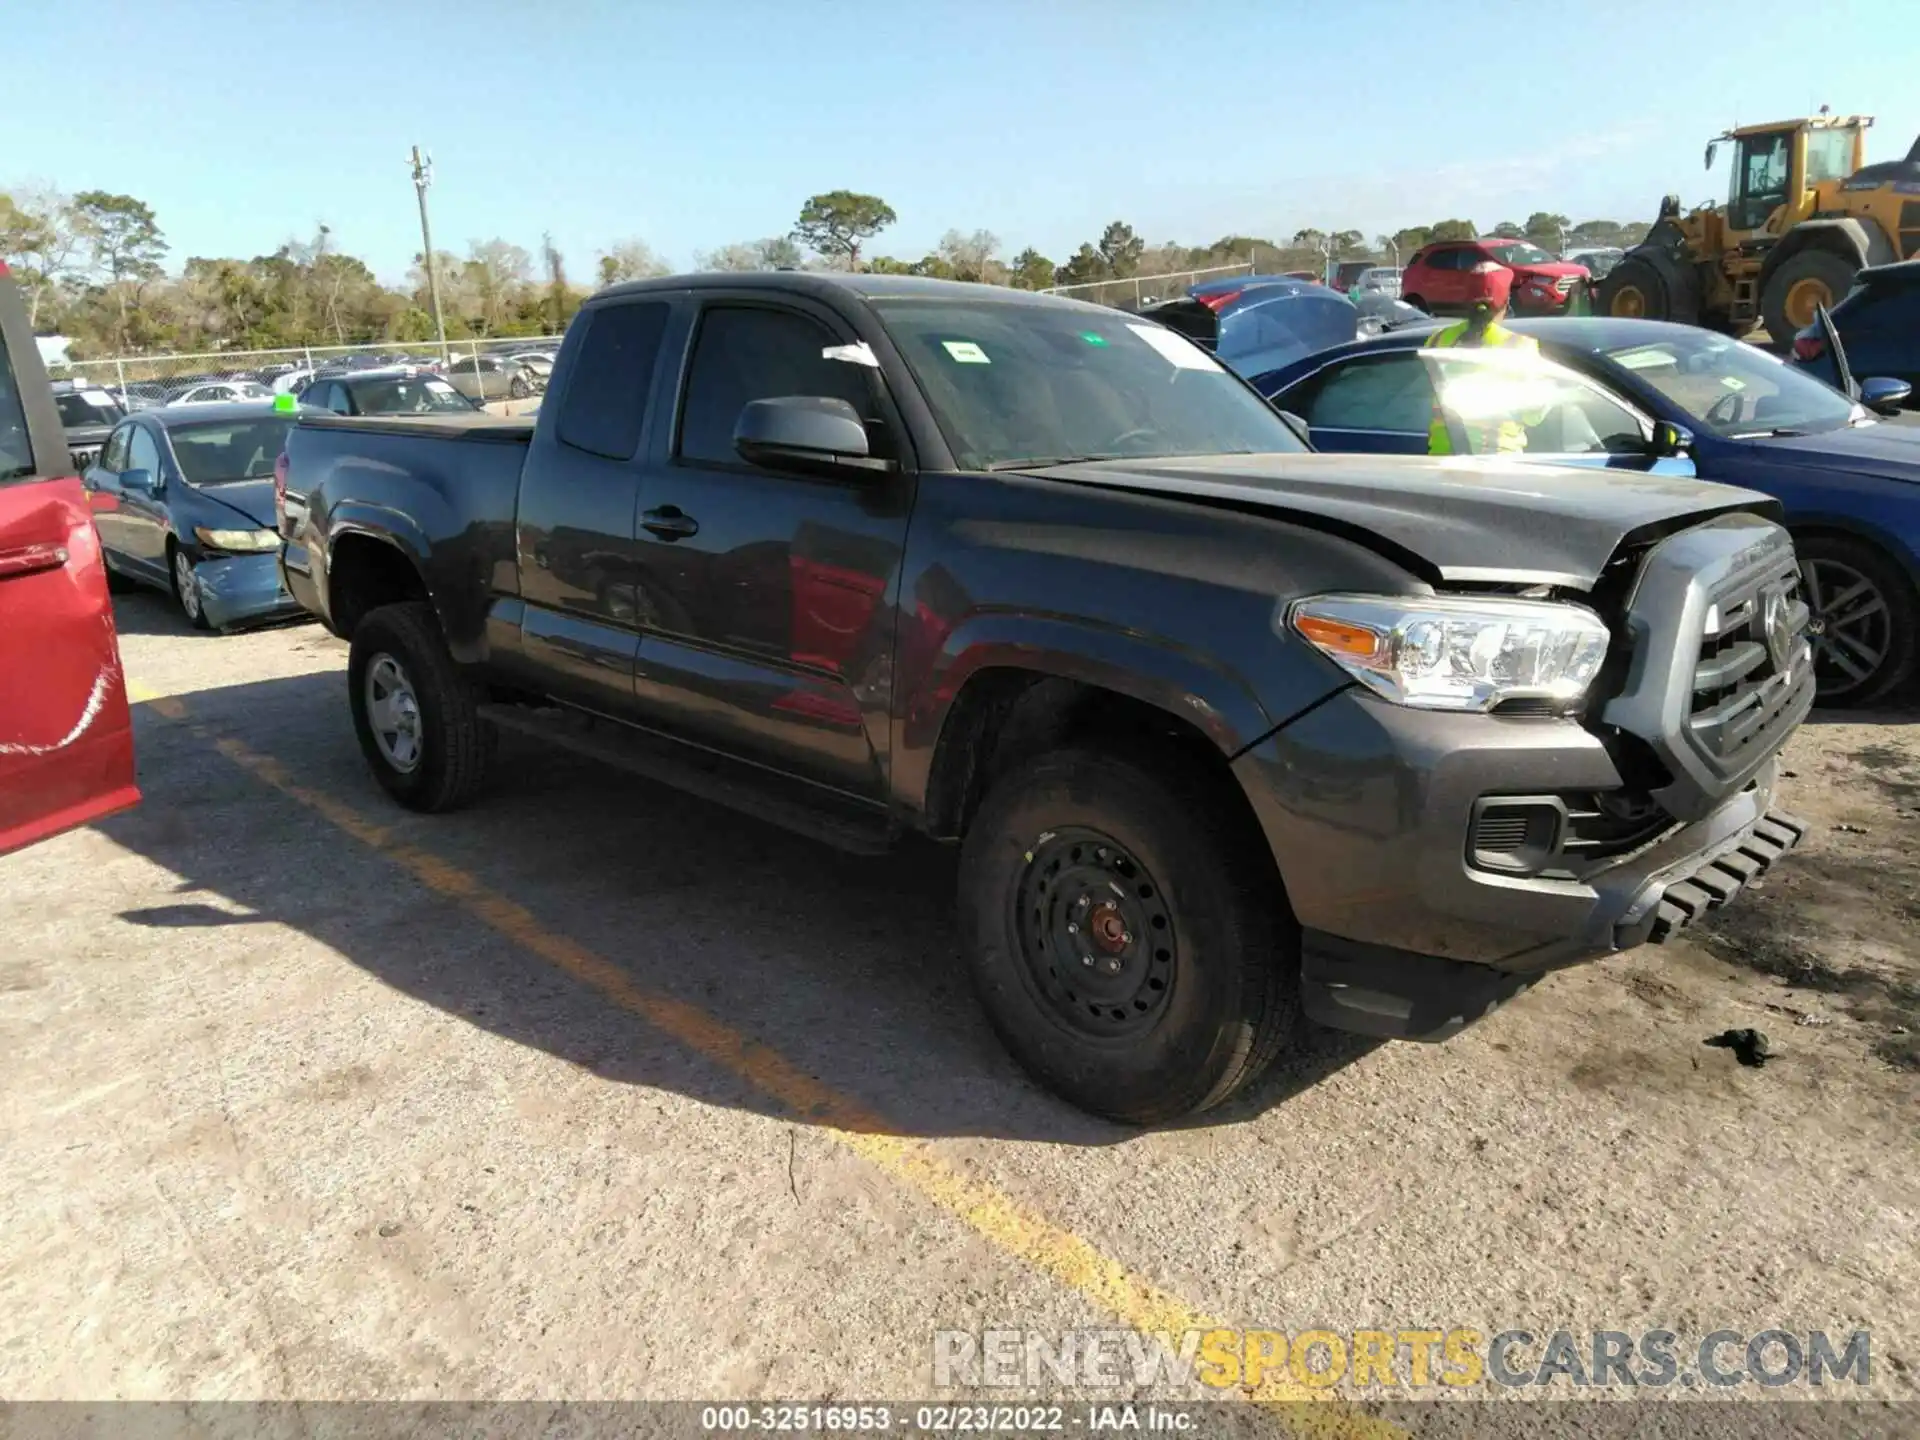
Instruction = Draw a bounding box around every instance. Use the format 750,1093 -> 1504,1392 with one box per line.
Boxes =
872,300 -> 1308,469
55,391 -> 125,427
168,418 -> 294,485
353,377 -> 475,414
1603,334 -> 1857,437
1488,243 -> 1555,265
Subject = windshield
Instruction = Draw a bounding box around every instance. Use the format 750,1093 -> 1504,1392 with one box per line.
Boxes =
1603,333 -> 1857,436
872,299 -> 1307,469
167,417 -> 295,485
55,390 -> 125,427
353,376 -> 476,414
1487,243 -> 1556,265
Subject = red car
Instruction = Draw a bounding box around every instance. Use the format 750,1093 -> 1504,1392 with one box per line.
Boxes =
1401,238 -> 1589,317
0,258 -> 140,857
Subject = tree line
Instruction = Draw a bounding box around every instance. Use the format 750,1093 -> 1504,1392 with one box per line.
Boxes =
1,183 -> 1651,360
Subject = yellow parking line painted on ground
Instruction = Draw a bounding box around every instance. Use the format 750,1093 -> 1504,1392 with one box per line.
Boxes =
119,681 -> 1399,1434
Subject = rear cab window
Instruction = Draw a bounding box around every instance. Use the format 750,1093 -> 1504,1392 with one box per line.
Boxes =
556,301 -> 671,460
0,329 -> 31,483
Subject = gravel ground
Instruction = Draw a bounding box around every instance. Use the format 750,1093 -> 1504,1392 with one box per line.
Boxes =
1,591 -> 1914,1430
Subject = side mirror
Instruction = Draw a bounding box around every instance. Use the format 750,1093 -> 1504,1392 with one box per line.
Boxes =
1651,422 -> 1695,458
1858,376 -> 1912,417
1704,140 -> 1719,171
734,396 -> 893,476
120,467 -> 157,494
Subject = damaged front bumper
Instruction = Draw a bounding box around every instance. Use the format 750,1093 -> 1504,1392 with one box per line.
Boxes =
195,552 -> 309,631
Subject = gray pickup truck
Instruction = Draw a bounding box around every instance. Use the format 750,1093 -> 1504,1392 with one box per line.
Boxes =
279,272 -> 1812,1122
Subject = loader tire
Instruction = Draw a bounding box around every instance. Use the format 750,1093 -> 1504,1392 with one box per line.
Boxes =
1597,258 -> 1669,322
1762,250 -> 1858,348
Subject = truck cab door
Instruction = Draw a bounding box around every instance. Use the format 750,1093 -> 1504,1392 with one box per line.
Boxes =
0,269 -> 140,857
627,297 -> 910,801
1727,128 -> 1795,237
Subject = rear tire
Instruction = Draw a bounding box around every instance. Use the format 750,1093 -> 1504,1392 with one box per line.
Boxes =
1796,533 -> 1916,707
348,601 -> 495,811
1403,293 -> 1428,314
1762,250 -> 1859,348
958,746 -> 1297,1124
508,375 -> 531,400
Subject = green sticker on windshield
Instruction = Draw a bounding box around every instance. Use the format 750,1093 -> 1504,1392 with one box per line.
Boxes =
272,392 -> 297,413
1080,331 -> 1109,346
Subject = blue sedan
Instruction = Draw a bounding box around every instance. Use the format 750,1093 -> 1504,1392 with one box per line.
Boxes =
1253,318 -> 1920,705
82,401 -> 312,631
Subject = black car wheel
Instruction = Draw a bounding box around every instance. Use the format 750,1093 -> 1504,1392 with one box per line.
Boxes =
508,375 -> 531,400
1596,257 -> 1670,322
958,746 -> 1297,1124
1798,534 -> 1916,707
348,601 -> 495,811
169,542 -> 211,631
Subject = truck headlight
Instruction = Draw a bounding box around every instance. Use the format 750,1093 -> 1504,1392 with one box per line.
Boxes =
194,527 -> 280,553
1286,593 -> 1611,712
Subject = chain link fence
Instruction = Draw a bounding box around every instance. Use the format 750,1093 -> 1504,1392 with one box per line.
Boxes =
53,335 -> 565,411
1038,262 -> 1259,310
52,262 -> 1269,402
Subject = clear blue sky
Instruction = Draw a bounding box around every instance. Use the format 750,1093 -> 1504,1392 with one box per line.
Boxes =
8,0 -> 1916,283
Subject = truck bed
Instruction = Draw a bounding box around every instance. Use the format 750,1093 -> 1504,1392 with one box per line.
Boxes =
296,412 -> 536,443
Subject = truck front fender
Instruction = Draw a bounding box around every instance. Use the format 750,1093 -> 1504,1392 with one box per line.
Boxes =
895,609 -> 1347,823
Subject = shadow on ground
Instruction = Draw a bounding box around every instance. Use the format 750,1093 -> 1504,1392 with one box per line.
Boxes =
96,667 -> 1378,1145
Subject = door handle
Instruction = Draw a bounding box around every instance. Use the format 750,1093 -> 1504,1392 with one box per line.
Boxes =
641,506 -> 699,541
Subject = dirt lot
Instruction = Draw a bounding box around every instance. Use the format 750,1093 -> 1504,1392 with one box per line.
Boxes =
2,592 -> 1915,1426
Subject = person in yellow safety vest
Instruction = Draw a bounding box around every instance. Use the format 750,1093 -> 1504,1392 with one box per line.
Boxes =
1422,265 -> 1542,455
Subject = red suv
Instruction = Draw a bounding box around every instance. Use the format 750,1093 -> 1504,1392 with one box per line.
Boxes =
1402,239 -> 1589,317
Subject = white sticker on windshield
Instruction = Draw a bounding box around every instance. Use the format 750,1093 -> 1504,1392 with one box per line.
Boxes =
942,340 -> 991,364
1611,346 -> 1677,371
1720,375 -> 1747,391
425,379 -> 458,395
1125,323 -> 1221,372
82,389 -> 117,407
822,341 -> 880,368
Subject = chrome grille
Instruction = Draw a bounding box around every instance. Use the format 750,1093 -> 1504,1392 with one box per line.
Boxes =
68,445 -> 101,472
1689,556 -> 1813,766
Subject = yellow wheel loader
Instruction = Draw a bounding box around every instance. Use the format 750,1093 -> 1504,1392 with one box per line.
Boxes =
1597,110 -> 1920,345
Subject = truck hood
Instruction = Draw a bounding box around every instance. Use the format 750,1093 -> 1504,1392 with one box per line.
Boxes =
1032,453 -> 1776,590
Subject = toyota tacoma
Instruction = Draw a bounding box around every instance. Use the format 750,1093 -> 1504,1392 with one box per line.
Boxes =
278,272 -> 1811,1123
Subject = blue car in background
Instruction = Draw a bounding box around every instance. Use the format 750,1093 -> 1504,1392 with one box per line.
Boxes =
1141,275 -> 1363,380
1253,317 -> 1920,706
82,400 -> 313,632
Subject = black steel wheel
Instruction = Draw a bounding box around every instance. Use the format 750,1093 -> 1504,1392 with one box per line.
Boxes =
959,746 -> 1298,1124
1013,827 -> 1178,1039
1798,534 -> 1916,707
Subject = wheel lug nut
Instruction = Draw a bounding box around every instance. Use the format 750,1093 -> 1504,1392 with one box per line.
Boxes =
1081,954 -> 1094,967
1066,922 -> 1078,935
1105,958 -> 1122,974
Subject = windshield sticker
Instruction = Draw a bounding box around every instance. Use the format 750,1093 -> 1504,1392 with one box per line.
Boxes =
1610,347 -> 1678,372
1720,376 -> 1748,391
424,379 -> 458,394
942,340 -> 991,364
1080,331 -> 1109,347
822,341 -> 880,368
1125,323 -> 1221,372
82,389 -> 117,407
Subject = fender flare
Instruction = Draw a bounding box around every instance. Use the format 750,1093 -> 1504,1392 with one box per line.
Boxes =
320,505 -> 475,658
1758,219 -> 1896,294
901,611 -> 1345,825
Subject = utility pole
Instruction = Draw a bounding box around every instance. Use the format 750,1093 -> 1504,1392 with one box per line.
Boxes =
409,146 -> 448,360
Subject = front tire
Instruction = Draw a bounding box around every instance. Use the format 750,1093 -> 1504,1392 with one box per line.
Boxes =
1797,533 -> 1916,707
1597,257 -> 1670,321
169,542 -> 211,630
508,375 -> 531,400
348,601 -> 494,811
958,747 -> 1297,1124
